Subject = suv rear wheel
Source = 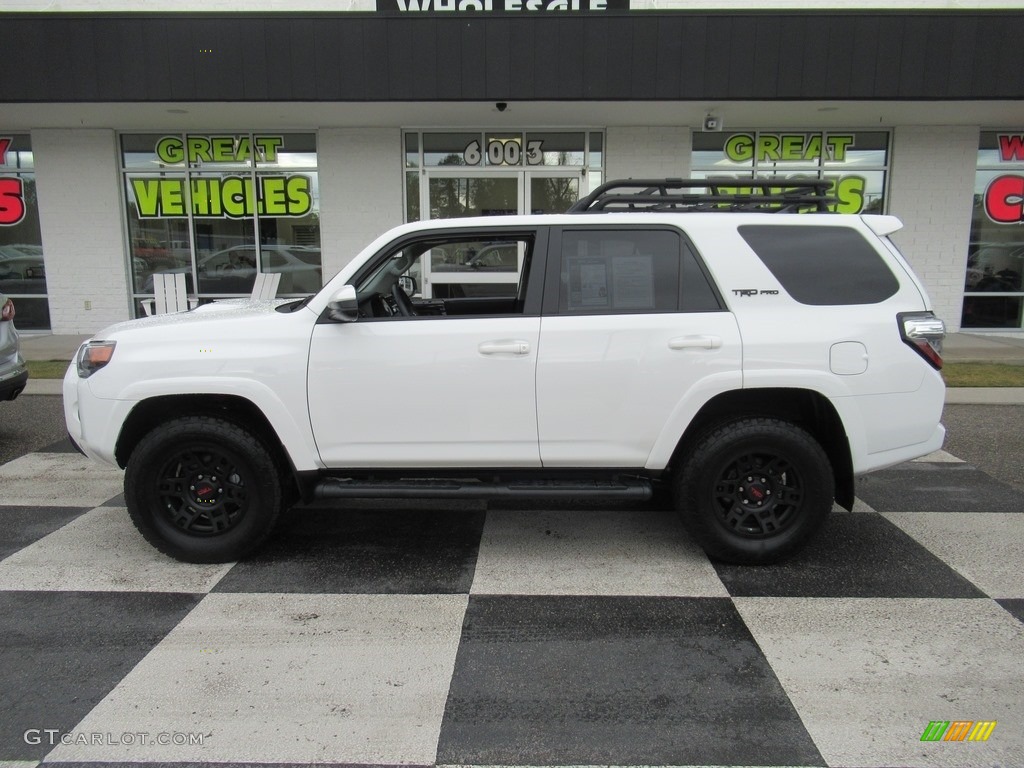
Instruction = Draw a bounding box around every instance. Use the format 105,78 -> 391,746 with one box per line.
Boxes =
124,416 -> 283,563
675,417 -> 834,564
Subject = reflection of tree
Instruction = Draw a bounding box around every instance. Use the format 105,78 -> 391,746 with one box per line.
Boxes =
430,177 -> 516,218
862,196 -> 884,214
532,177 -> 578,213
21,176 -> 38,206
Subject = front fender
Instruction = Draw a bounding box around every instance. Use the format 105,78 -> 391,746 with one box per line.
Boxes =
89,376 -> 322,472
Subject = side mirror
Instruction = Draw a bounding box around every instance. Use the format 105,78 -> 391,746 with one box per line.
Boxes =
398,275 -> 418,295
327,284 -> 359,322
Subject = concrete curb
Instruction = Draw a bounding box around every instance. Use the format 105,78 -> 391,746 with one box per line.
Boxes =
943,387 -> 1024,405
21,379 -> 63,396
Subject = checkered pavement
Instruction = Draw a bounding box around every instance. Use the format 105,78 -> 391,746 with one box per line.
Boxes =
1,440 -> 1022,768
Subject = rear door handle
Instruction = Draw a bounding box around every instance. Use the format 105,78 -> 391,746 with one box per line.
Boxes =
479,339 -> 531,356
668,335 -> 722,350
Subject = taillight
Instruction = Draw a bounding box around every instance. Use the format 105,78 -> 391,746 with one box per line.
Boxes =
77,340 -> 117,378
1,299 -> 13,322
899,311 -> 945,370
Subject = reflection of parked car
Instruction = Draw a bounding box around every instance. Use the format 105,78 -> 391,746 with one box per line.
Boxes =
0,246 -> 48,300
0,254 -> 46,282
0,243 -> 43,259
145,245 -> 322,295
0,291 -> 28,402
432,242 -> 519,272
964,245 -> 1023,291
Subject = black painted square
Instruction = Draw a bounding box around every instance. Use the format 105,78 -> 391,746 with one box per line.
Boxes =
437,595 -> 823,766
998,598 -> 1024,626
101,492 -> 126,507
855,462 -> 1024,513
714,513 -> 986,598
40,438 -> 82,454
0,505 -> 89,561
0,591 -> 202,762
213,506 -> 486,594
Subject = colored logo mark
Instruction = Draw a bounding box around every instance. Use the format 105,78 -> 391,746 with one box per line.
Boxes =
920,721 -> 997,742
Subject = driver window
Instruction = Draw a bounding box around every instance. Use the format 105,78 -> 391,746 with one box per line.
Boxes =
355,234 -> 535,320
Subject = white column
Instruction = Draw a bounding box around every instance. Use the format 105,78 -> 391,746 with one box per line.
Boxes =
605,127 -> 692,181
317,128 -> 404,280
32,129 -> 129,334
887,126 -> 979,331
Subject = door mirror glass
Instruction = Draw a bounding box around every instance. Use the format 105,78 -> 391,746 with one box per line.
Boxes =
398,275 -> 418,295
327,284 -> 359,322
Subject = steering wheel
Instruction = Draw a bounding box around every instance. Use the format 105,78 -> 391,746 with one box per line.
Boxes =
390,283 -> 417,317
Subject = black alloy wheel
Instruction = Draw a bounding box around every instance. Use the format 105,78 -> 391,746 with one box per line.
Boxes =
676,417 -> 834,564
125,416 -> 284,563
712,451 -> 803,538
156,446 -> 250,536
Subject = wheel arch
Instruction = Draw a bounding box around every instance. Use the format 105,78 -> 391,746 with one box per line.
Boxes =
115,394 -> 300,503
669,387 -> 855,510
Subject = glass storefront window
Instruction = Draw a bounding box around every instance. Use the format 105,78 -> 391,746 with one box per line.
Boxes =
962,131 -> 1024,329
484,133 -> 524,166
121,133 -> 320,315
530,176 -> 580,214
0,135 -> 34,171
0,134 -> 49,329
406,130 -> 602,297
588,132 -> 603,169
419,131 -> 591,169
405,133 -> 419,169
428,176 -> 518,219
691,130 -> 890,214
423,133 -> 480,167
524,132 -> 585,166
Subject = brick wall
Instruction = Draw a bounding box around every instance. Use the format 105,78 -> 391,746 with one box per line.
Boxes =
888,126 -> 978,332
318,128 -> 403,280
605,127 -> 691,182
32,129 -> 129,334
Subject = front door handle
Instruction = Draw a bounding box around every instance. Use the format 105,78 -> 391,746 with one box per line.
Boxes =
479,339 -> 531,356
668,335 -> 722,350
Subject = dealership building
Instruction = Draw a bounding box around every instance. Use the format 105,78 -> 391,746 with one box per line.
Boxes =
1,1 -> 1023,334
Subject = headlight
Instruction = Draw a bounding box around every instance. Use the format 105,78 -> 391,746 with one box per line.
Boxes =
77,340 -> 116,378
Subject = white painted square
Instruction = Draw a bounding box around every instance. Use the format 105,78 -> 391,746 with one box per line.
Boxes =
885,512 -> 1024,598
836,498 -> 878,514
734,597 -> 1024,768
911,450 -> 966,464
0,453 -> 122,507
45,593 -> 468,764
471,508 -> 728,597
0,506 -> 232,593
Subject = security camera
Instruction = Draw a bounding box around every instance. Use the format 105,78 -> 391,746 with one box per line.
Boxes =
495,102 -> 508,112
703,114 -> 722,131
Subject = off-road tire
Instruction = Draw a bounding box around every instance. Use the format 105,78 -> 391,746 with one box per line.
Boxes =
675,417 -> 834,564
125,416 -> 283,563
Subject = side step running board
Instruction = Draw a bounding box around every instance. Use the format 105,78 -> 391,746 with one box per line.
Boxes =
314,477 -> 653,501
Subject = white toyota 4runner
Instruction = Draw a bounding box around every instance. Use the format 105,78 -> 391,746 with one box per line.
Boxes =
64,179 -> 946,565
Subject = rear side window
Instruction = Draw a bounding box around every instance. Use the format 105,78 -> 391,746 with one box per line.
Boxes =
557,229 -> 721,314
738,225 -> 900,306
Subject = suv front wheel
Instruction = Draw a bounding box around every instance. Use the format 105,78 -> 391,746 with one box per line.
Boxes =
675,417 -> 834,564
124,416 -> 284,563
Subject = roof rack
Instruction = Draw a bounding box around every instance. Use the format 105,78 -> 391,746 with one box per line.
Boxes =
568,178 -> 837,214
